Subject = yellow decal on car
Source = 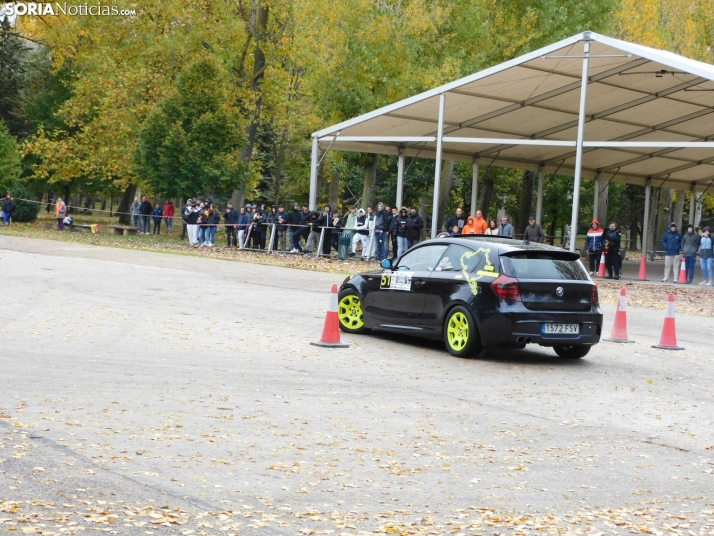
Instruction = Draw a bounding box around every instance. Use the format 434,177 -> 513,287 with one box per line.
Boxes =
459,248 -> 499,295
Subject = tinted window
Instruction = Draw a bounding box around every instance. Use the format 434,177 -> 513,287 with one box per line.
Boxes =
397,244 -> 448,272
501,255 -> 589,280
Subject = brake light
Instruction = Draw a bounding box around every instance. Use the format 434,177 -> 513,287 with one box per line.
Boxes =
591,286 -> 599,304
491,275 -> 521,301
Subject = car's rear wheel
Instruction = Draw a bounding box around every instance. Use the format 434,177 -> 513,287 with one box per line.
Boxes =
443,306 -> 483,358
553,344 -> 591,359
338,290 -> 367,334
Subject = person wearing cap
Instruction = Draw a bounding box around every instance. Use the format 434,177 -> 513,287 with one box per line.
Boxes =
681,224 -> 700,284
698,227 -> 713,285
274,204 -> 289,251
661,222 -> 682,282
585,219 -> 605,275
185,199 -> 200,245
523,215 -> 544,243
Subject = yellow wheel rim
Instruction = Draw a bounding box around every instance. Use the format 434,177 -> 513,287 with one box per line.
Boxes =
339,295 -> 364,330
447,312 -> 469,351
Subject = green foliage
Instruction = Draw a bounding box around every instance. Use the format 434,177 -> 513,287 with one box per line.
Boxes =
0,119 -> 21,190
136,60 -> 247,199
0,15 -> 31,137
7,185 -> 40,222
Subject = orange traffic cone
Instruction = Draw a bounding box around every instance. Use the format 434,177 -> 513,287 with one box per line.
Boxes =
310,284 -> 349,348
651,293 -> 684,350
597,250 -> 607,277
636,254 -> 648,281
677,259 -> 687,283
604,287 -> 635,343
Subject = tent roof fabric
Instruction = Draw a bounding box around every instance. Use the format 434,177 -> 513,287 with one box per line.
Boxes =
313,32 -> 714,190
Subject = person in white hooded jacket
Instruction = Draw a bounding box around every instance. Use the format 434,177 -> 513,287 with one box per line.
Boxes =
351,208 -> 371,259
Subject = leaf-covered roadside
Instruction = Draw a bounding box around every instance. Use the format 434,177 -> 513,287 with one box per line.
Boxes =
597,281 -> 714,317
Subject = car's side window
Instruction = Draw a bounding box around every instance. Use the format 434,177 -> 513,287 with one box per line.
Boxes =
435,244 -> 473,272
397,245 -> 448,272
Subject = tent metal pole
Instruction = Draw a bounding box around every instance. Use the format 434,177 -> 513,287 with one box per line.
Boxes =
309,137 -> 319,211
536,165 -> 544,225
689,185 -> 696,226
642,179 -> 651,255
396,147 -> 405,209
471,159 -> 479,216
592,172 -> 601,221
431,94 -> 446,239
568,40 -> 591,252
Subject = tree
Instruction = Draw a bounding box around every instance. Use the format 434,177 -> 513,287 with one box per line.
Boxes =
136,60 -> 247,200
0,16 -> 30,137
0,119 -> 21,190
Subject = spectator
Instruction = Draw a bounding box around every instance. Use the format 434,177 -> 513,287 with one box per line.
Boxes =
139,196 -> 153,235
699,227 -> 713,285
383,205 -> 393,259
252,208 -> 267,249
374,202 -> 390,261
55,197 -> 66,231
330,210 -> 345,252
499,216 -> 514,238
352,208 -> 370,259
163,200 -> 175,233
604,221 -> 622,280
275,204 -> 289,251
461,216 -> 478,234
152,203 -> 163,234
345,206 -> 358,235
318,205 -> 335,255
391,207 -> 410,257
185,200 -> 200,246
292,203 -> 311,253
224,202 -> 238,247
1,193 -> 15,226
237,206 -> 250,248
470,210 -> 488,234
585,220 -> 604,275
181,199 -> 192,241
287,202 -> 301,252
681,224 -> 700,284
485,220 -> 499,235
205,204 -> 219,246
305,209 -> 321,253
444,208 -> 465,233
523,216 -> 544,243
449,225 -> 460,236
389,206 -> 399,260
661,222 -> 682,282
130,196 -> 141,229
407,207 -> 424,248
196,201 -> 208,245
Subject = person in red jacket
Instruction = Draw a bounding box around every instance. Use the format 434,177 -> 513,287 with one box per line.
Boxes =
163,200 -> 175,233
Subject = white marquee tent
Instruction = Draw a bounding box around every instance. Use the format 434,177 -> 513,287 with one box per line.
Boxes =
309,31 -> 714,252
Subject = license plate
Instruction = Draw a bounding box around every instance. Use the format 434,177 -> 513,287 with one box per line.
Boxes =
542,323 -> 580,334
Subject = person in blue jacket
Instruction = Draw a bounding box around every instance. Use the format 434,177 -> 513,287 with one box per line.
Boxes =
661,222 -> 683,282
699,227 -> 713,286
151,203 -> 163,235
585,219 -> 605,275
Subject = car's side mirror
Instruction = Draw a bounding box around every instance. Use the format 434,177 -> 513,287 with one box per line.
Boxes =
381,259 -> 393,270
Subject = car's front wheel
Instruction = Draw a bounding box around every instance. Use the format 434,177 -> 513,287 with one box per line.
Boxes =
553,344 -> 591,359
338,289 -> 367,334
443,306 -> 483,358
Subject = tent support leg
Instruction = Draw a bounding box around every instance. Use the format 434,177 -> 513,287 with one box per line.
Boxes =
309,137 -> 319,211
396,147 -> 405,209
430,94 -> 446,239
536,166 -> 544,225
592,172 -> 601,222
689,185 -> 696,226
642,179 -> 651,255
471,160 -> 479,216
568,40 -> 591,252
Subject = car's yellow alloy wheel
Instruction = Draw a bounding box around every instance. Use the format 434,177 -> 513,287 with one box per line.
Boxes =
447,311 -> 469,351
339,295 -> 364,329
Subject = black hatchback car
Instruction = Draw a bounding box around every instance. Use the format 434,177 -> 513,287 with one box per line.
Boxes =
337,236 -> 602,359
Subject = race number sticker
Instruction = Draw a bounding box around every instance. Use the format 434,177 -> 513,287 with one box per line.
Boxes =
380,271 -> 414,291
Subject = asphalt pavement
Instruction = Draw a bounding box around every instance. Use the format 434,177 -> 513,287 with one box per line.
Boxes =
1,235 -> 713,535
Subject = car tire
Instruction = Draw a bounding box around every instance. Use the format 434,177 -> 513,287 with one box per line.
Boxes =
337,289 -> 368,334
553,344 -> 591,359
443,306 -> 483,358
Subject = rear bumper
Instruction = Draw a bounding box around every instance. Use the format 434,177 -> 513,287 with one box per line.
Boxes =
476,307 -> 603,347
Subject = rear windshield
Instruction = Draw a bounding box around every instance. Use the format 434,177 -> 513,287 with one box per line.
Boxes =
500,253 -> 589,280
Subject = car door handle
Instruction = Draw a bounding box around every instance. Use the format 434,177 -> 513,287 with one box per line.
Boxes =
414,279 -> 426,287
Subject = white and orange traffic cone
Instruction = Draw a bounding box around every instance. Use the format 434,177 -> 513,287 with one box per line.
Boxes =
310,284 -> 349,348
636,254 -> 648,281
677,259 -> 687,283
651,293 -> 684,350
597,250 -> 607,277
604,287 -> 635,343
